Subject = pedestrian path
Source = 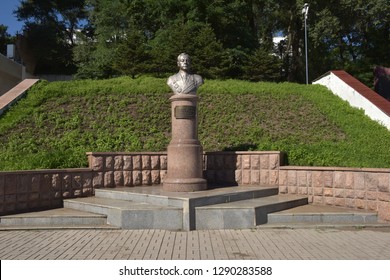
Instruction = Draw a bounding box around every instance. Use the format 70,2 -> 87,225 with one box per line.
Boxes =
0,227 -> 389,260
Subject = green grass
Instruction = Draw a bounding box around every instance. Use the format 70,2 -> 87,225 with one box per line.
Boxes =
1,76 -> 390,170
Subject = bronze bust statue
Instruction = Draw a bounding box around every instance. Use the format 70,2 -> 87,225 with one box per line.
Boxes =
167,53 -> 203,94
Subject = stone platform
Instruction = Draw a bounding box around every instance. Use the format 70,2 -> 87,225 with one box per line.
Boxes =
1,185 -> 385,231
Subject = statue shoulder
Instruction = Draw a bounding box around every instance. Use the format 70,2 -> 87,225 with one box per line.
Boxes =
193,74 -> 204,85
167,73 -> 180,85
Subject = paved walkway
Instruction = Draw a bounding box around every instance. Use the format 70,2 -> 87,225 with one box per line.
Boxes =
1,227 -> 389,260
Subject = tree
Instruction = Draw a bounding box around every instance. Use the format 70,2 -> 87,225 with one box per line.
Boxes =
0,25 -> 12,56
15,0 -> 87,74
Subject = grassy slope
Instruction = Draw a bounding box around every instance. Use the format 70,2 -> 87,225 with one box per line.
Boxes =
0,76 -> 389,170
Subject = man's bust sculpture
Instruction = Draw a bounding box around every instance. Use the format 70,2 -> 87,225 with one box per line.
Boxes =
167,53 -> 203,94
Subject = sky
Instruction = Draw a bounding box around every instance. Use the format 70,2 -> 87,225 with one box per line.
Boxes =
0,0 -> 24,35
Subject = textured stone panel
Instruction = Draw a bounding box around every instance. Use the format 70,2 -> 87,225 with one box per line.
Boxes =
133,171 -> 142,186
251,155 -> 260,170
279,185 -> 288,194
313,187 -> 323,196
354,172 -> 365,190
287,170 -> 297,186
334,197 -> 345,207
260,155 -> 269,170
123,171 -> 132,186
278,170 -> 288,186
334,189 -> 344,198
91,156 -> 104,171
72,175 -> 82,191
114,171 -> 123,186
269,154 -> 279,169
52,174 -> 61,190
123,156 -> 132,170
250,170 -> 260,184
242,170 -> 250,184
313,171 -> 323,188
355,199 -> 366,209
242,155 -> 251,170
378,173 -> 390,192
142,155 -> 151,170
288,185 -> 298,194
151,156 -> 160,170
105,156 -> 114,170
297,171 -> 308,187
334,171 -> 346,188
142,170 -> 152,185
133,155 -> 142,170
160,155 -> 168,170
269,170 -> 279,185
364,173 -> 379,191
356,190 -> 366,199
345,172 -> 354,189
323,188 -> 333,197
104,171 -> 114,188
114,156 -> 123,170
82,173 -> 92,189
366,191 -> 377,201
260,171 -> 269,185
378,192 -> 390,202
298,186 -> 308,195
324,171 -> 333,188
62,174 -> 71,191
236,155 -> 242,169
151,170 -> 160,184
92,172 -> 103,188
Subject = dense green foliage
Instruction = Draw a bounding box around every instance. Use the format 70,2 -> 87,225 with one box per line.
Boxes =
1,76 -> 390,171
9,0 -> 389,85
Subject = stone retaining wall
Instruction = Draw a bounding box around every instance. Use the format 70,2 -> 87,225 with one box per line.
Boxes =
2,151 -> 390,222
279,166 -> 390,221
87,151 -> 283,188
0,169 -> 93,215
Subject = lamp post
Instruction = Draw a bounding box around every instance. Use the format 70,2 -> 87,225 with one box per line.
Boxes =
302,3 -> 309,85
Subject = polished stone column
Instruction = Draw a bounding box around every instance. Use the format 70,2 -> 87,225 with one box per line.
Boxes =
163,94 -> 207,192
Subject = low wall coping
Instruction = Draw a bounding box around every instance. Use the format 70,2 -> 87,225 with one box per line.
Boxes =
0,168 -> 92,175
280,165 -> 390,173
87,151 -> 282,156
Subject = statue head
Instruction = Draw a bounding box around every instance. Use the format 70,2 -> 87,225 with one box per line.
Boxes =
177,53 -> 191,72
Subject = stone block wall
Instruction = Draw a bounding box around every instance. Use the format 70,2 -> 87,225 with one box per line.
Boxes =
279,166 -> 390,221
0,169 -> 92,215
87,152 -> 168,188
204,151 -> 282,186
87,151 -> 283,188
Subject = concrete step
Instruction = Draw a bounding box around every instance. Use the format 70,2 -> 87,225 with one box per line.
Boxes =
195,195 -> 308,229
266,204 -> 379,225
0,208 -> 116,230
64,197 -> 183,230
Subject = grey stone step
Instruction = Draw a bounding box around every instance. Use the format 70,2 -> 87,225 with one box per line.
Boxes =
95,185 -> 279,207
195,195 -> 308,229
267,204 -> 378,224
64,197 -> 183,230
0,208 -> 113,229
94,185 -> 278,230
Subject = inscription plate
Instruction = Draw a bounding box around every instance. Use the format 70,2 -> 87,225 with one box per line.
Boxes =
175,106 -> 196,119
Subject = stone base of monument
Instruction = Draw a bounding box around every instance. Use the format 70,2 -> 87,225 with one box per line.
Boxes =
163,94 -> 207,192
2,185 -> 382,230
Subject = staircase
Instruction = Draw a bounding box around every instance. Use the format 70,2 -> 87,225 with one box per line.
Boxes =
0,185 -> 383,230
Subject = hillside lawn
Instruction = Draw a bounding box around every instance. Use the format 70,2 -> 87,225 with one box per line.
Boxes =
0,76 -> 389,171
